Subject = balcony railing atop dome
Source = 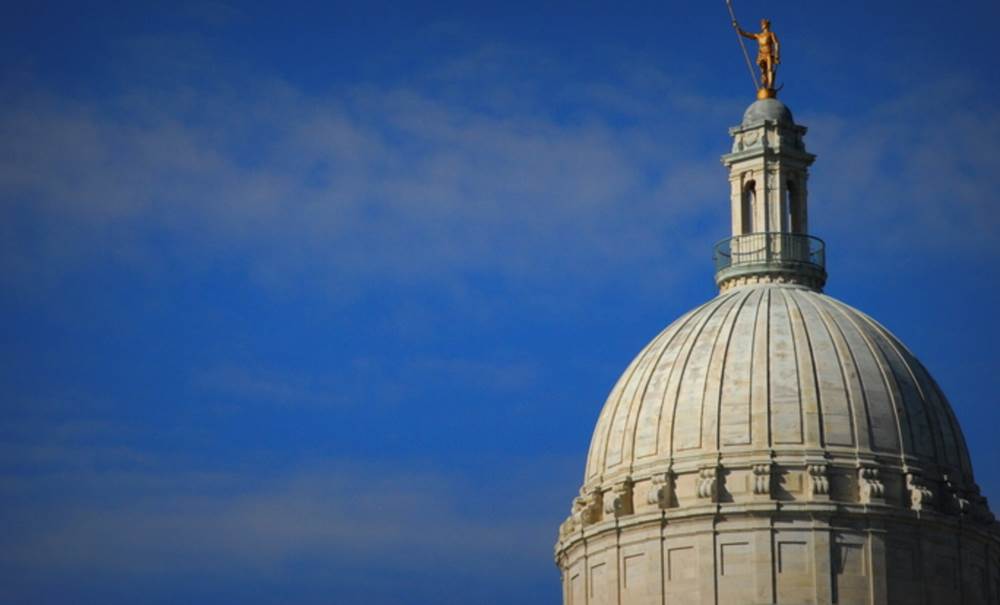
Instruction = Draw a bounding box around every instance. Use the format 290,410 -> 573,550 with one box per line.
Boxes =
713,232 -> 826,288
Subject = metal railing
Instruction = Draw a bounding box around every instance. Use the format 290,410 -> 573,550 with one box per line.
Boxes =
713,232 -> 826,283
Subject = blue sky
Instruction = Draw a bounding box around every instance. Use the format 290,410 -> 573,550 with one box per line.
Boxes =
2,1 -> 1000,603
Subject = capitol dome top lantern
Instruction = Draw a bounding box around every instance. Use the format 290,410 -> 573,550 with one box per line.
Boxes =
715,93 -> 824,292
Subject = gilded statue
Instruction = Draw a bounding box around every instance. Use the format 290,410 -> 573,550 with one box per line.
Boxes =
733,18 -> 780,95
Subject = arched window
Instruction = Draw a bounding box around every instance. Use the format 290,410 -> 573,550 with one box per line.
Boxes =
742,180 -> 756,234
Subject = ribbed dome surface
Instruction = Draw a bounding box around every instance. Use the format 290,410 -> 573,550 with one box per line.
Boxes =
585,283 -> 973,485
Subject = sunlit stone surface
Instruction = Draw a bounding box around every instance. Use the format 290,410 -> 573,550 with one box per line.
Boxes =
554,99 -> 1000,605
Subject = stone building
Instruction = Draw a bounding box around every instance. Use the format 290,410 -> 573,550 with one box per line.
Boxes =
554,96 -> 1000,604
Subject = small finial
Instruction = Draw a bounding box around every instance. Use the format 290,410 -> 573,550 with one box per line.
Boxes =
757,87 -> 777,100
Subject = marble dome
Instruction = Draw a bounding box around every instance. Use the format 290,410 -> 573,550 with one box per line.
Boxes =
554,95 -> 1000,605
585,284 -> 973,488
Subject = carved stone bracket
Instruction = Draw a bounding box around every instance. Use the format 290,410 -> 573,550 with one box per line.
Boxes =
807,464 -> 830,500
571,487 -> 603,528
905,472 -> 934,513
646,471 -> 676,509
943,474 -> 970,516
967,484 -> 996,524
558,515 -> 576,539
698,466 -> 720,502
752,463 -> 773,498
858,465 -> 885,504
604,477 -> 635,518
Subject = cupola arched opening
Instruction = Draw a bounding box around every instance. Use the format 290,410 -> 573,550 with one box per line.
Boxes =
741,179 -> 756,234
786,178 -> 805,233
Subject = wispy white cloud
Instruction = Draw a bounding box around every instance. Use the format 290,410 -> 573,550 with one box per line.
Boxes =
189,352 -> 543,412
195,364 -> 338,408
0,45 -> 729,304
6,50 -> 996,309
803,78 -> 1000,266
0,457 -> 572,579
